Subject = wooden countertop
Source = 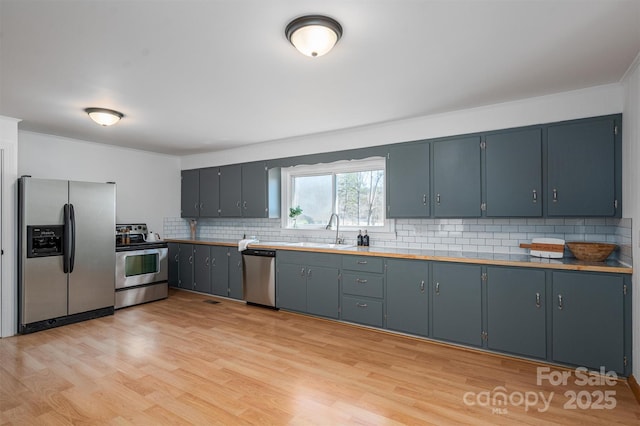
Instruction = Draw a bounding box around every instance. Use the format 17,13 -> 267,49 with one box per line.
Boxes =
165,238 -> 632,274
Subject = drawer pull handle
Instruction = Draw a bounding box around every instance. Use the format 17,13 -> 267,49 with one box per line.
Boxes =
300,267 -> 306,277
535,292 -> 541,308
422,194 -> 427,205
356,278 -> 368,284
557,294 -> 563,310
552,188 -> 558,203
435,282 -> 440,295
205,256 -> 210,267
532,189 -> 537,203
436,193 -> 441,205
188,255 -> 193,265
174,254 -> 179,262
356,303 -> 368,308
356,260 -> 368,265
420,280 -> 425,293
307,269 -> 312,278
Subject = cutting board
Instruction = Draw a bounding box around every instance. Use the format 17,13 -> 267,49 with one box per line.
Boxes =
519,238 -> 565,259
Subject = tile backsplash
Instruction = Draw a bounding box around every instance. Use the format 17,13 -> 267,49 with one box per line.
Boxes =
164,217 -> 632,266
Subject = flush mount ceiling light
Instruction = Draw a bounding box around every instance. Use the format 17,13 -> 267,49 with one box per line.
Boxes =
285,15 -> 342,57
84,107 -> 124,126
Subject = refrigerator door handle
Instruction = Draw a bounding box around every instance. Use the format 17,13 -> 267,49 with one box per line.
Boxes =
69,203 -> 76,273
63,203 -> 71,273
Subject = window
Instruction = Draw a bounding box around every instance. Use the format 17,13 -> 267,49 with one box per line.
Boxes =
282,158 -> 387,230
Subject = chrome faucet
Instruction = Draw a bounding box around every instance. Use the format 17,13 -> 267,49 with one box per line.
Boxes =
325,213 -> 342,244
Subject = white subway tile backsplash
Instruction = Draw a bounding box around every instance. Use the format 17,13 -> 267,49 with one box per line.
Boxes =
163,217 -> 631,261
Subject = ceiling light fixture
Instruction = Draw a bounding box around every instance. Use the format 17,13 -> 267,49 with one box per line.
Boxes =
84,107 -> 124,126
285,15 -> 342,57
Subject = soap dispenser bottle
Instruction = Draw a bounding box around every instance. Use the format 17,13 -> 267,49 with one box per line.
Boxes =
357,230 -> 364,246
363,230 -> 370,247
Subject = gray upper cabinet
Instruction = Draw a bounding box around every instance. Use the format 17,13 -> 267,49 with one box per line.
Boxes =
552,271 -> 625,374
485,129 -> 542,217
242,162 -> 267,217
432,136 -> 482,217
387,142 -> 429,217
219,164 -> 243,217
199,167 -> 220,217
547,117 -> 618,216
486,266 -> 546,359
386,258 -> 429,337
181,169 -> 200,218
432,262 -> 482,347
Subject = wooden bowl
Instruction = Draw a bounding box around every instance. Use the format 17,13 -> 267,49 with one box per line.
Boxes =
566,242 -> 616,262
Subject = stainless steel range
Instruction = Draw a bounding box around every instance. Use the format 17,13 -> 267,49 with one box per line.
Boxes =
115,223 -> 168,309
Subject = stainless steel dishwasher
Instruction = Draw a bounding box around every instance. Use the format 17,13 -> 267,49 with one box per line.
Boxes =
242,248 -> 276,308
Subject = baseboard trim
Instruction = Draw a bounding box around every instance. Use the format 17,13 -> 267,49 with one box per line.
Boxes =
629,375 -> 640,405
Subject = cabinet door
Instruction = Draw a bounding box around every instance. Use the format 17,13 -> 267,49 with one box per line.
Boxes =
181,169 -> 200,218
547,118 -> 616,216
228,249 -> 243,299
386,259 -> 429,337
193,245 -> 212,294
277,263 -> 307,312
552,271 -> 624,373
210,246 -> 229,297
199,167 -> 220,217
387,143 -> 429,217
178,244 -> 194,289
433,137 -> 481,217
306,266 -> 339,319
486,266 -> 546,358
432,262 -> 482,346
168,243 -> 180,288
219,164 -> 242,217
242,162 -> 268,218
485,129 -> 542,217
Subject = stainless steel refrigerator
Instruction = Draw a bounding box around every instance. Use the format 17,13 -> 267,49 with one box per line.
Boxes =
18,177 -> 116,334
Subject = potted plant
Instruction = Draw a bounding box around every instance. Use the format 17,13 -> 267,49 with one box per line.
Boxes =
289,205 -> 303,228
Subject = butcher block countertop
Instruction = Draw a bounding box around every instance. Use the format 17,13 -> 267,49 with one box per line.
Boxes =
165,238 -> 632,274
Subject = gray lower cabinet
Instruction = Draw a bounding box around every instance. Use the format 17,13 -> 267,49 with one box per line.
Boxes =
547,117 -> 618,217
168,243 -> 180,288
552,271 -> 626,374
484,128 -> 542,217
228,249 -> 243,300
276,251 -> 340,319
177,244 -> 194,290
432,136 -> 482,217
387,142 -> 430,217
385,258 -> 429,337
341,255 -> 384,327
193,245 -> 212,294
210,246 -> 229,297
432,262 -> 482,347
486,266 -> 546,359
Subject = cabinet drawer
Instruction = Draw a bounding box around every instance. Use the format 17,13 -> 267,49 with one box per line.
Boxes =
342,255 -> 384,273
342,272 -> 384,298
277,251 -> 339,268
341,296 -> 383,327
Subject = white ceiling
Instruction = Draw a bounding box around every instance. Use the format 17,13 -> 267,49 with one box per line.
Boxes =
1,0 -> 639,156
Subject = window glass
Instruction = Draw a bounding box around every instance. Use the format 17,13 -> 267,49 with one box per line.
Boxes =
283,158 -> 387,229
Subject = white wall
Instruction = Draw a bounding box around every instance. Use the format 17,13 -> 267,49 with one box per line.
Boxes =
622,53 -> 640,379
18,131 -> 181,235
0,116 -> 20,338
182,84 -> 624,169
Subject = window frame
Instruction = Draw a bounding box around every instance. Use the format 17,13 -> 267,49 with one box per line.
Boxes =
281,157 -> 391,232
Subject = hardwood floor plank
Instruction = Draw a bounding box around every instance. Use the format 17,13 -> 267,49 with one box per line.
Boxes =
2,289 -> 640,425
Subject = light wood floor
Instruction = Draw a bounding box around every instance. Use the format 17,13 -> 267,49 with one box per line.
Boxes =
2,289 -> 639,425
